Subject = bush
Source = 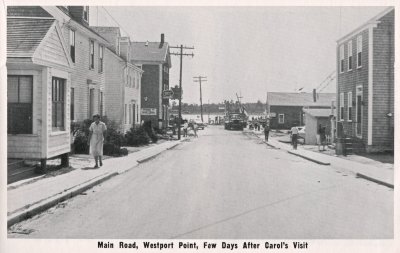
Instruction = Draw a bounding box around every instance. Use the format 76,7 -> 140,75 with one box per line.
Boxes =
125,126 -> 150,146
71,117 -> 128,157
143,120 -> 158,143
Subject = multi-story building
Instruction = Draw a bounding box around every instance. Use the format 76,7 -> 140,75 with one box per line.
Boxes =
130,34 -> 171,129
91,27 -> 143,132
336,7 -> 394,153
7,6 -> 110,168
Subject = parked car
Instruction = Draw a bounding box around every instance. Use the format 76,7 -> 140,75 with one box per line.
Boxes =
194,119 -> 205,130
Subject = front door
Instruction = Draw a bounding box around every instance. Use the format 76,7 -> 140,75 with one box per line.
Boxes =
356,94 -> 362,137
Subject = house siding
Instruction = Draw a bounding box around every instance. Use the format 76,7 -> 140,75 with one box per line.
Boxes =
64,27 -> 105,121
269,106 -> 304,129
336,9 -> 394,152
371,10 -> 394,151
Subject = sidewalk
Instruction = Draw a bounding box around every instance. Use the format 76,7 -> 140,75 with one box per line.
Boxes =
7,139 -> 186,228
248,129 -> 394,189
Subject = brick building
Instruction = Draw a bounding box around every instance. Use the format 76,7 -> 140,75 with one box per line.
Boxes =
336,7 -> 394,153
266,92 -> 336,129
130,34 -> 171,129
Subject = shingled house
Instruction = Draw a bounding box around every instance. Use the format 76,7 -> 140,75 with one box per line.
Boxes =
130,34 -> 171,129
266,92 -> 336,129
336,7 -> 394,153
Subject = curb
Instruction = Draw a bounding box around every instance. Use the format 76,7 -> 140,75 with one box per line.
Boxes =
287,151 -> 331,165
356,173 -> 394,189
8,140 -> 184,227
7,172 -> 118,228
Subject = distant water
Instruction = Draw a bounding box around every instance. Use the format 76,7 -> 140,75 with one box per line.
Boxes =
182,114 -> 266,124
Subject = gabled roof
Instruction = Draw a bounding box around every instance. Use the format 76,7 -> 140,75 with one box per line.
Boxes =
7,18 -> 55,57
267,92 -> 336,107
7,6 -> 52,17
131,41 -> 170,64
303,108 -> 335,118
337,7 -> 394,44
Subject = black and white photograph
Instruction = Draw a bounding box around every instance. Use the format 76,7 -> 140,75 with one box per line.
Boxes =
0,1 -> 398,253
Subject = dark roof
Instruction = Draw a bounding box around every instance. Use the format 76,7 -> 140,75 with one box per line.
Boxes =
267,92 -> 336,107
7,6 -> 52,17
131,42 -> 169,63
7,18 -> 55,57
303,108 -> 335,118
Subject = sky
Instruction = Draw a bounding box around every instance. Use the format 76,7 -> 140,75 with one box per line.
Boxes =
90,6 -> 388,104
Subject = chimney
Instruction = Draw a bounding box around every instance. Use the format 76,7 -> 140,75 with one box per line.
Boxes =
159,33 -> 164,48
119,37 -> 131,62
313,89 -> 317,102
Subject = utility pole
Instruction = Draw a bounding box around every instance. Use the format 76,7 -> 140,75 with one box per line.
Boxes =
170,45 -> 194,140
193,76 -> 207,122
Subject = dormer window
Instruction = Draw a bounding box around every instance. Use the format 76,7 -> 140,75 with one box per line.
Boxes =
83,6 -> 89,22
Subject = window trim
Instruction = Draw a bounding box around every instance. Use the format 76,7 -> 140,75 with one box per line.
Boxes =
89,39 -> 94,70
278,114 -> 284,124
71,87 -> 74,121
340,92 -> 344,121
98,45 -> 104,73
339,44 -> 345,73
357,35 -> 362,69
347,40 -> 353,71
7,75 -> 33,134
347,91 -> 353,122
52,77 -> 66,131
69,29 -> 75,63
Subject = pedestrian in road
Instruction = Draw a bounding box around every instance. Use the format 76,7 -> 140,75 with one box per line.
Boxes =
193,122 -> 198,138
88,114 -> 107,168
318,124 -> 327,151
264,123 -> 270,142
290,125 -> 299,150
183,121 -> 188,137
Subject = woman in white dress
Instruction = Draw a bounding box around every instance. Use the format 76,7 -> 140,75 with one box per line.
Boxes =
88,114 -> 107,168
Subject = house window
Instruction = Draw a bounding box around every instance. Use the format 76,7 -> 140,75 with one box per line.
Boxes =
83,6 -> 89,22
340,92 -> 344,121
136,104 -> 139,122
339,44 -> 345,73
124,104 -> 127,124
98,45 -> 104,73
7,75 -> 33,134
89,40 -> 94,69
357,35 -> 362,68
71,87 -> 74,121
278,114 -> 284,124
129,104 -> 132,124
348,40 -> 352,71
348,92 -> 352,121
52,77 -> 65,130
69,29 -> 75,62
89,88 -> 94,118
132,104 -> 136,125
99,91 -> 103,117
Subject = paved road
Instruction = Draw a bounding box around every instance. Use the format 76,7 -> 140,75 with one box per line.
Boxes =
8,126 -> 393,239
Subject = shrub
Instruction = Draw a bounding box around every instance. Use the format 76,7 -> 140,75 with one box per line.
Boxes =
71,117 -> 128,157
143,120 -> 158,143
125,126 -> 150,146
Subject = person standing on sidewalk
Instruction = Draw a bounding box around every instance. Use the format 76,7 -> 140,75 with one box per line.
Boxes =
88,114 -> 107,168
319,125 -> 327,151
264,122 -> 270,142
290,125 -> 299,150
193,122 -> 198,138
183,121 -> 188,137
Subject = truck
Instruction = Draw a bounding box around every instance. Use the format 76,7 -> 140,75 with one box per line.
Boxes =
224,97 -> 248,130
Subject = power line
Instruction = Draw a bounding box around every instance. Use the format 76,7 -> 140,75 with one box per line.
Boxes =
193,76 -> 207,122
100,7 -> 133,38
